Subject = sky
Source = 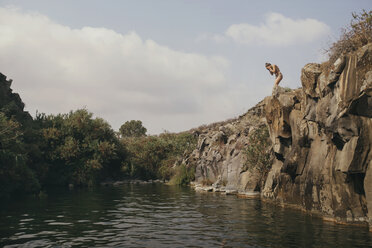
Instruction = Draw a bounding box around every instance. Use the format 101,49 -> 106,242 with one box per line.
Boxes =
0,1 -> 370,134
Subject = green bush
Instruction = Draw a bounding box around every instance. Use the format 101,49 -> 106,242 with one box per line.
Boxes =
283,87 -> 292,92
121,131 -> 197,181
0,112 -> 40,198
168,164 -> 195,186
119,120 -> 147,137
244,125 -> 272,174
35,109 -> 125,187
121,136 -> 171,179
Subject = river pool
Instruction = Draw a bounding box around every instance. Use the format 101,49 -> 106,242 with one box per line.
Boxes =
1,183 -> 372,247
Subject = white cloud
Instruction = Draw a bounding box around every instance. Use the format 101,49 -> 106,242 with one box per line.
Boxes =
195,33 -> 228,44
0,7 -> 234,133
225,12 -> 330,46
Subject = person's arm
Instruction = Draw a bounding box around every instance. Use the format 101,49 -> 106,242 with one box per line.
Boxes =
272,65 -> 278,74
268,66 -> 274,75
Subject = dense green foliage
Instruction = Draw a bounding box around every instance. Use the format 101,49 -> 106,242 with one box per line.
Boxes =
0,73 -> 198,198
0,113 -> 40,198
244,125 -> 272,174
0,75 -> 42,198
34,109 -> 126,187
121,132 -> 197,181
168,164 -> 195,186
119,120 -> 147,137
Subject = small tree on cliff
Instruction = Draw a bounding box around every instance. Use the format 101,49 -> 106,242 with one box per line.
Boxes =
119,120 -> 147,138
326,9 -> 371,63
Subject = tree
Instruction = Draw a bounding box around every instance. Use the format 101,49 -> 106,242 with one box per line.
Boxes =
0,112 -> 40,198
37,109 -> 126,187
244,125 -> 272,174
120,131 -> 197,181
119,120 -> 147,138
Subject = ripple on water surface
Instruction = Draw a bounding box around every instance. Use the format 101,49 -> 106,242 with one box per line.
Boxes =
0,184 -> 372,247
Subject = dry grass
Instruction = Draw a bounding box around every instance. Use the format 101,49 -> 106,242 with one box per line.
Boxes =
325,10 -> 371,64
189,117 -> 239,133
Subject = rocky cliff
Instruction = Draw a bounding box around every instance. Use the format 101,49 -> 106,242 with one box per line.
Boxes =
187,43 -> 372,229
185,100 -> 269,196
263,43 -> 372,227
0,73 -> 33,124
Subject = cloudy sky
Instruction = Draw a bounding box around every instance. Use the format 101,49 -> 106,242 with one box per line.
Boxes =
0,1 -> 370,133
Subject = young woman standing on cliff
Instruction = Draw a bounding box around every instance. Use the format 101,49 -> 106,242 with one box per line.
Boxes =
265,62 -> 283,86
265,62 -> 283,97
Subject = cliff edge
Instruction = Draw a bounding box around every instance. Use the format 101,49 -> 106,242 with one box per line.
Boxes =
187,43 -> 372,229
263,43 -> 372,227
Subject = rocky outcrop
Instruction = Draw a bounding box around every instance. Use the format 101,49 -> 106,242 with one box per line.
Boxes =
186,43 -> 372,229
185,101 -> 270,196
263,43 -> 372,228
0,72 -> 33,124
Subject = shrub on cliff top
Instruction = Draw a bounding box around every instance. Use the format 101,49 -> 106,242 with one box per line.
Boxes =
326,10 -> 371,63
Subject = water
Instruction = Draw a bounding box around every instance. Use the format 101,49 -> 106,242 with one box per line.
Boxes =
1,184 -> 372,248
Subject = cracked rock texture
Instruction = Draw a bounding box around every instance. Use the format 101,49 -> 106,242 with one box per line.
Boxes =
185,100 -> 270,194
186,43 -> 372,228
263,43 -> 372,227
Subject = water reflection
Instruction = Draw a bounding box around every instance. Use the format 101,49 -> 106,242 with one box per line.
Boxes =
0,184 -> 372,247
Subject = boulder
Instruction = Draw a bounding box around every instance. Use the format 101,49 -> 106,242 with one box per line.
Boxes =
301,63 -> 322,98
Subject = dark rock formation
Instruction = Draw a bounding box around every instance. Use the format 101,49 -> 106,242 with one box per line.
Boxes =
263,43 -> 372,228
185,101 -> 269,195
187,43 -> 372,229
0,72 -> 33,124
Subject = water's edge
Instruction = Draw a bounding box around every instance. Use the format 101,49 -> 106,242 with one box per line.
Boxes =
191,183 -> 371,229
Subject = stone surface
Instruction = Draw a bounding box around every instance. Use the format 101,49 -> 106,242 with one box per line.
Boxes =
186,43 -> 372,229
301,63 -> 322,98
185,100 -> 270,194
0,73 -> 33,124
263,43 -> 372,227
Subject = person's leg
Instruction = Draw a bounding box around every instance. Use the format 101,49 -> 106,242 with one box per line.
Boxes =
275,73 -> 283,85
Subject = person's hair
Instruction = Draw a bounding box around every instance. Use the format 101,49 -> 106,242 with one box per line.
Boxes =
265,62 -> 271,67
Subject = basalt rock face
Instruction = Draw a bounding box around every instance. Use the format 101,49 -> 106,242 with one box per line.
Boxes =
185,101 -> 270,194
186,43 -> 371,227
0,72 -> 33,124
263,43 -> 372,228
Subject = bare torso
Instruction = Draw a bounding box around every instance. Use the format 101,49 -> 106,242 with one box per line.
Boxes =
267,64 -> 283,86
266,63 -> 283,86
272,64 -> 281,77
